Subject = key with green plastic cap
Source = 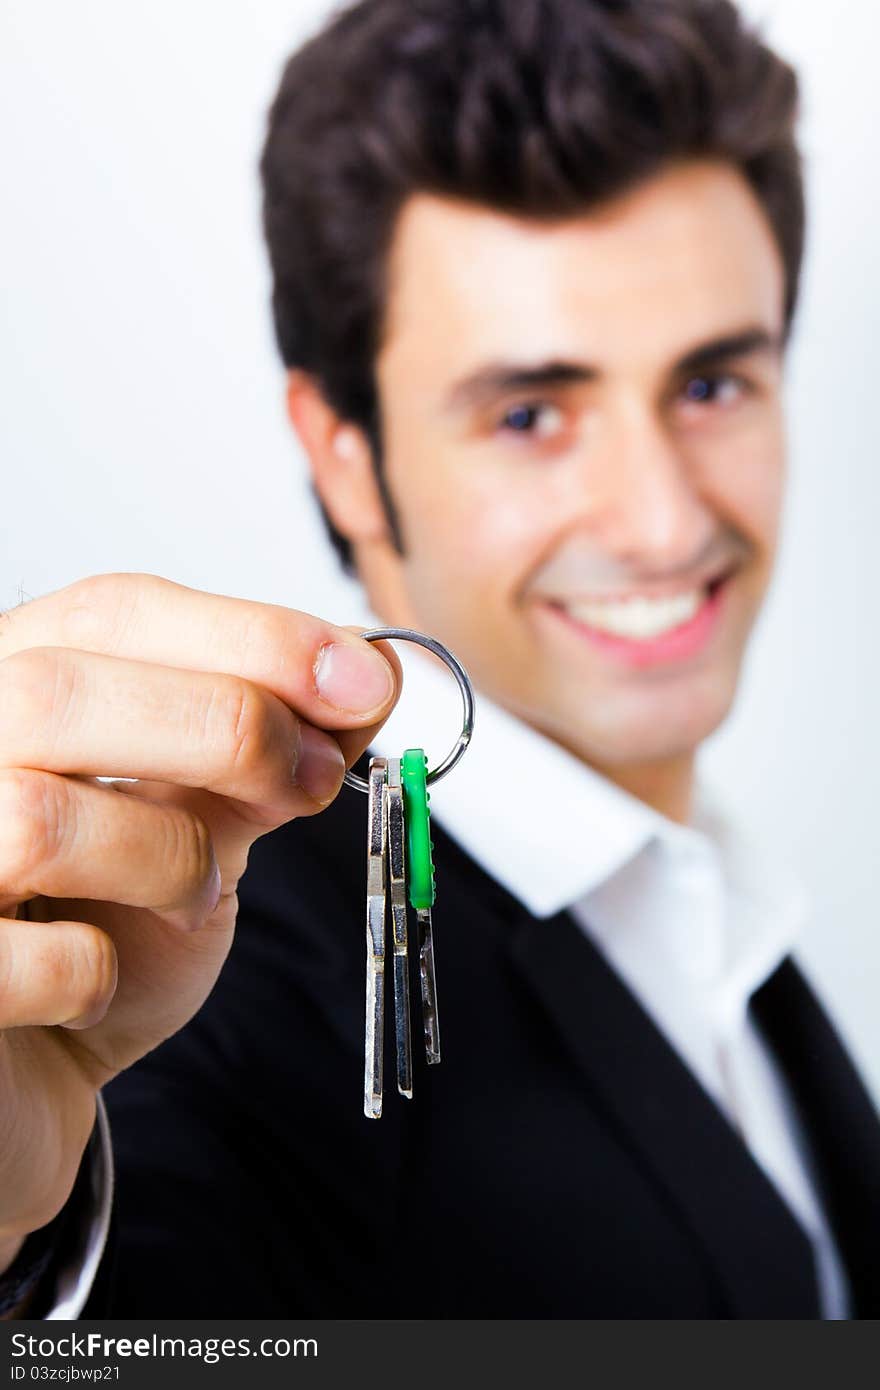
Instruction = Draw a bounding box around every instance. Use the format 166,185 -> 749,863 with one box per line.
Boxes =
386,758 -> 413,1098
402,748 -> 441,1065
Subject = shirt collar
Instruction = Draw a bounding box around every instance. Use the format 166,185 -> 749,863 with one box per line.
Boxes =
684,783 -> 808,1014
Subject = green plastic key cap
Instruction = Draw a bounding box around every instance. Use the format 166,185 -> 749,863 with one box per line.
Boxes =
401,748 -> 436,910
401,748 -> 441,1063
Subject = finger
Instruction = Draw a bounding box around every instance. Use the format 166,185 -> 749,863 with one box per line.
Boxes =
0,647 -> 351,820
0,769 -> 221,928
0,916 -> 118,1030
0,573 -> 401,728
333,634 -> 402,769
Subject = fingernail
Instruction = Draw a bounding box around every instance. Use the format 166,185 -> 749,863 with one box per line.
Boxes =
204,860 -> 223,915
314,641 -> 394,714
64,1000 -> 112,1030
295,722 -> 346,803
161,862 -> 222,935
182,861 -> 222,930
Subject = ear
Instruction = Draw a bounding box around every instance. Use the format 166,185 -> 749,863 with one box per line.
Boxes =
285,371 -> 390,544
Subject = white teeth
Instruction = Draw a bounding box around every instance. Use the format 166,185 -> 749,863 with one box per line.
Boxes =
563,588 -> 704,639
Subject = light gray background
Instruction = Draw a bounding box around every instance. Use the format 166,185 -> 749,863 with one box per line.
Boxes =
2,1 -> 878,1094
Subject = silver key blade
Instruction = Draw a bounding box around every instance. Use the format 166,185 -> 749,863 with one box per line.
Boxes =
364,757 -> 387,1118
386,758 -> 413,1098
417,907 -> 441,1064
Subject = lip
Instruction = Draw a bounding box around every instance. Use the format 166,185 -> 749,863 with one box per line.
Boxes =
539,572 -> 732,669
536,557 -> 737,604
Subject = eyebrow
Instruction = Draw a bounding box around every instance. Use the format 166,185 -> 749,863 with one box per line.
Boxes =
675,327 -> 783,374
442,326 -> 782,414
443,360 -> 596,413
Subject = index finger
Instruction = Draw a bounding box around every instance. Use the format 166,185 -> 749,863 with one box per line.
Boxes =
0,573 -> 401,728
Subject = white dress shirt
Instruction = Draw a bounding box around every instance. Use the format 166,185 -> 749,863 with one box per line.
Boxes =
44,618 -> 849,1318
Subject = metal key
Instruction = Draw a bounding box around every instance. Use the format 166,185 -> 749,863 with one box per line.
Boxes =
364,756 -> 387,1119
402,749 -> 441,1065
386,758 -> 413,1098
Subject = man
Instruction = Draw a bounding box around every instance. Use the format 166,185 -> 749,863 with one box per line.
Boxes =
1,0 -> 878,1319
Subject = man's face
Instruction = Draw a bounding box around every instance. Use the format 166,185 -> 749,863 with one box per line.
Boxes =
364,161 -> 787,771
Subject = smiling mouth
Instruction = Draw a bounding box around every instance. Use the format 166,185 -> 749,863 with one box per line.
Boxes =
540,569 -> 734,661
555,574 -> 727,639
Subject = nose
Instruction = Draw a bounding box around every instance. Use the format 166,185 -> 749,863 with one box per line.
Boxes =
573,396 -> 715,573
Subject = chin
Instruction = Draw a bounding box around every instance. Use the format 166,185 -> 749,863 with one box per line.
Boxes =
553,666 -> 741,769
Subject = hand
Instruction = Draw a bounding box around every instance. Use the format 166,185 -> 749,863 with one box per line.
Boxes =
0,572 -> 400,1246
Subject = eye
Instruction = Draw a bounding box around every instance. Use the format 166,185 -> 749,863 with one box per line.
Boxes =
498,402 -> 565,438
679,373 -> 747,408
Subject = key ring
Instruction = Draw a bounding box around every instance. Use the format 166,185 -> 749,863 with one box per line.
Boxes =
342,628 -> 475,794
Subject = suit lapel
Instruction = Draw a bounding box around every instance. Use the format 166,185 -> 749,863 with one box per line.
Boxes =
507,905 -> 822,1317
750,959 -> 880,1317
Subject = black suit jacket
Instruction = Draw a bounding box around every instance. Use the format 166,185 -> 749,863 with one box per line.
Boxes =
76,760 -> 880,1318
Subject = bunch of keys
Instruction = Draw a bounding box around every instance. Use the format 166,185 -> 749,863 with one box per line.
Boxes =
343,628 -> 475,1119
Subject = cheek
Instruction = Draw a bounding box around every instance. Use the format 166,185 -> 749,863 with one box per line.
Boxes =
395,448 -> 556,593
695,418 -> 785,549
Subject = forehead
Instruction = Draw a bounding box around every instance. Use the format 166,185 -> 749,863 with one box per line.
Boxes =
378,160 -> 785,380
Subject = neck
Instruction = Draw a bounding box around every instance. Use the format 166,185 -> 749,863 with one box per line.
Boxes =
532,721 -> 696,822
585,753 -> 696,825
357,540 -> 421,628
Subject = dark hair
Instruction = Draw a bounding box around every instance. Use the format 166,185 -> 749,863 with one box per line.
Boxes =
260,0 -> 804,573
